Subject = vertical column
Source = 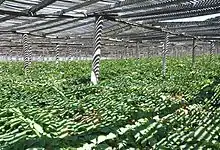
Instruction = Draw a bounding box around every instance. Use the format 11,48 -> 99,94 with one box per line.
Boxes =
22,34 -> 29,74
192,38 -> 196,66
180,45 -> 184,57
28,39 -> 32,65
42,48 -> 45,62
84,48 -> 87,60
91,16 -> 104,85
56,44 -> 60,63
8,47 -> 12,61
110,48 -> 113,59
16,50 -> 19,61
6,49 -> 9,61
67,46 -> 71,61
65,45 -> 68,61
73,49 -> 76,60
210,41 -> 214,61
76,49 -> 79,60
217,42 -> 219,54
136,42 -> 140,59
123,45 -> 125,59
79,49 -> 82,60
9,47 -> 13,61
127,45 -> 130,58
46,48 -> 49,61
174,47 -> 177,58
162,33 -> 169,77
199,47 -> 202,56
125,45 -> 128,59
115,47 -> 118,60
198,46 -> 201,56
148,47 -> 151,58
171,46 -> 174,57
70,47 -> 73,61
44,48 -> 46,61
203,44 -> 206,55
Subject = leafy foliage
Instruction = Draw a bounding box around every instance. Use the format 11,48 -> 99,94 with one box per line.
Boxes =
0,56 -> 220,149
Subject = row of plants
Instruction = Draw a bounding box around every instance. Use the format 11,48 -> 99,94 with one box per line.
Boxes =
0,56 -> 219,149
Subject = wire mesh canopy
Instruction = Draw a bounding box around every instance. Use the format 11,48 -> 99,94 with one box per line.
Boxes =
0,0 -> 219,41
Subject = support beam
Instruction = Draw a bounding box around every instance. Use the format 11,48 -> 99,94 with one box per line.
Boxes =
56,44 -> 60,63
29,0 -> 58,14
9,47 -> 12,61
210,41 -> 214,61
22,34 -> 29,74
29,39 -> 32,65
79,49 -> 82,60
91,16 -> 104,85
0,0 -> 58,23
0,0 -> 6,5
6,48 -> 9,61
126,45 -> 129,59
41,48 -> 45,62
16,51 -> 19,61
67,46 -> 71,61
192,38 -> 196,66
162,33 -> 169,77
217,42 -> 219,54
136,42 -> 140,59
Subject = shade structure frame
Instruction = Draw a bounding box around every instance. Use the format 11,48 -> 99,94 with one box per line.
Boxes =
210,41 -> 215,61
22,33 -> 30,74
55,43 -> 60,63
192,38 -> 197,67
91,15 -> 104,85
162,32 -> 169,77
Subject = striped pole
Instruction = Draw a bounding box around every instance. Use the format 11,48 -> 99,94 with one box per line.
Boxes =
64,45 -> 67,61
91,16 -> 104,85
147,46 -> 150,58
126,45 -> 129,59
210,41 -> 214,61
162,33 -> 169,77
79,49 -> 82,60
46,48 -> 49,61
9,47 -> 13,61
85,49 -> 89,60
192,38 -> 196,66
76,49 -> 78,60
217,42 -> 219,54
73,49 -> 76,60
67,46 -> 71,61
5,49 -> 8,61
16,51 -> 19,61
22,34 -> 29,74
136,42 -> 140,59
56,44 -> 60,63
28,40 -> 32,65
42,48 -> 45,62
7,47 -> 12,61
